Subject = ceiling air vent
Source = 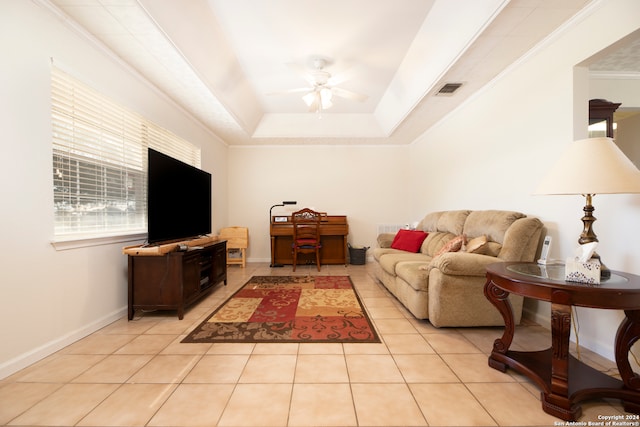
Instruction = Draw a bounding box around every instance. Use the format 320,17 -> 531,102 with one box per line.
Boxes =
436,82 -> 463,96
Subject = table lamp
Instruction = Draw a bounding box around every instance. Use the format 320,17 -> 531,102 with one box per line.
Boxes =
535,137 -> 640,279
269,201 -> 297,267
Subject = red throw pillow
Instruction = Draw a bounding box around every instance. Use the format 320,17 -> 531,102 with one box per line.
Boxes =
390,229 -> 428,253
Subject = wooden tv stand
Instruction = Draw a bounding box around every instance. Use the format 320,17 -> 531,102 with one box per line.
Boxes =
126,239 -> 227,320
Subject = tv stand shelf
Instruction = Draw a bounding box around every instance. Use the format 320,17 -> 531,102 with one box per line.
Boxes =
127,239 -> 227,320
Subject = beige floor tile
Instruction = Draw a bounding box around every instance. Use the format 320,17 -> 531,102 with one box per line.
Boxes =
351,383 -> 427,426
366,305 -> 407,319
6,264 -> 632,427
0,383 -> 63,425
59,333 -> 135,354
238,354 -> 297,383
424,331 -> 484,354
144,318 -> 199,335
295,354 -> 349,383
289,383 -> 357,426
77,383 -> 176,426
14,354 -> 105,383
252,342 -> 299,354
441,353 -> 517,383
410,383 -> 497,426
99,317 -> 157,335
206,342 -> 255,354
343,342 -> 389,355
374,318 -> 419,334
217,383 -> 292,427
298,342 -> 344,354
466,382 -> 560,426
183,354 -> 249,383
345,354 -> 404,383
147,384 -> 234,427
394,354 -> 459,383
458,327 -> 502,354
128,354 -> 201,383
8,383 -> 118,426
114,334 -> 176,354
161,335 -> 213,354
72,354 -> 153,383
362,297 -> 397,308
384,333 -> 435,354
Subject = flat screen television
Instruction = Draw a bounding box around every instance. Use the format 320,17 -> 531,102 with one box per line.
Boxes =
147,148 -> 212,244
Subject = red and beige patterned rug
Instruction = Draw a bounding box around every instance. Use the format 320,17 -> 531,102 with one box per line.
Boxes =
182,275 -> 379,343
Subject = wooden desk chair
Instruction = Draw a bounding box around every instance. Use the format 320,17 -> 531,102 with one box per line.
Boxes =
291,208 -> 322,271
219,226 -> 248,268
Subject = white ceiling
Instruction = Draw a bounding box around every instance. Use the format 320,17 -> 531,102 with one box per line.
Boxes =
43,0 -> 635,146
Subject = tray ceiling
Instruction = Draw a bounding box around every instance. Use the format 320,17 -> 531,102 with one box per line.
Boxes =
44,0 -> 625,146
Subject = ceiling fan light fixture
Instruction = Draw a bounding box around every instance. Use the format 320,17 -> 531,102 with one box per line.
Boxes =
320,87 -> 332,109
302,91 -> 316,107
302,87 -> 333,112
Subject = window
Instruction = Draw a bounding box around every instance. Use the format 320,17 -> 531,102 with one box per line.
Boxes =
51,67 -> 201,241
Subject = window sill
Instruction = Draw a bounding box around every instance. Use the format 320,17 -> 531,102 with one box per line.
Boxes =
51,232 -> 147,251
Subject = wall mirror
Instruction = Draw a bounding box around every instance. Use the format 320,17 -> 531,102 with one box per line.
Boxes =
588,31 -> 640,167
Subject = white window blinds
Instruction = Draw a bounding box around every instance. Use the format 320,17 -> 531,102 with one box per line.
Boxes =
51,67 -> 201,239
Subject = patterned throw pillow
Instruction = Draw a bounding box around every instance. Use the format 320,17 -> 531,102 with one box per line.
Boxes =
390,229 -> 429,253
465,235 -> 488,253
433,234 -> 467,257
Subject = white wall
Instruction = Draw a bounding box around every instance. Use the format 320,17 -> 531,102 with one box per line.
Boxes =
406,0 -> 640,360
617,114 -> 640,167
0,1 -> 227,378
227,145 -> 411,261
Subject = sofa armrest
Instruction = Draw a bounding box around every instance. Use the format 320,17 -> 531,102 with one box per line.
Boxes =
377,232 -> 397,248
430,252 -> 501,276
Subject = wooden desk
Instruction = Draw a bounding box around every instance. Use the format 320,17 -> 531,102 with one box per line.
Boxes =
484,262 -> 640,421
271,215 -> 348,266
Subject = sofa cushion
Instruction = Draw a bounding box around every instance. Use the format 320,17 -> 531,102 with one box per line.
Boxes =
436,210 -> 471,235
395,261 -> 431,292
420,232 -> 455,256
377,233 -> 397,248
463,210 -> 525,245
372,247 -> 403,261
475,241 -> 502,257
390,229 -> 428,252
379,252 -> 431,275
418,212 -> 442,231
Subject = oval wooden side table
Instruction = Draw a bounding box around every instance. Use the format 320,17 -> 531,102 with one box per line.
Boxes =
484,262 -> 640,421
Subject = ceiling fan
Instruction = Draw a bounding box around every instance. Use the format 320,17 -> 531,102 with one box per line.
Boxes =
270,57 -> 368,113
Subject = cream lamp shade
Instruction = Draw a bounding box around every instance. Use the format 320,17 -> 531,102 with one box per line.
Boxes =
535,137 -> 640,280
535,137 -> 640,195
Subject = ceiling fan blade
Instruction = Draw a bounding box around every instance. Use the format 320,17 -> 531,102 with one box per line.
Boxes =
266,88 -> 312,96
286,62 -> 316,85
331,87 -> 368,102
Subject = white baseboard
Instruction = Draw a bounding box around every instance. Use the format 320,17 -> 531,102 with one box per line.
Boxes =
0,306 -> 127,380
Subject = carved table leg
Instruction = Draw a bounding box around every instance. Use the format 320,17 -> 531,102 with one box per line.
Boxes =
484,278 -> 515,371
615,310 -> 640,413
616,310 -> 640,389
542,299 -> 579,420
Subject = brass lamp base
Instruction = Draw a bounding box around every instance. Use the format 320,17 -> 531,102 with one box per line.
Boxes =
579,194 -> 610,281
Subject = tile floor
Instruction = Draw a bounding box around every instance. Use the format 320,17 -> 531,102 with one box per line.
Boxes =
0,263 -> 631,426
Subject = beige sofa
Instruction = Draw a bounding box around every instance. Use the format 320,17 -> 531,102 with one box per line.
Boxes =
372,210 -> 543,327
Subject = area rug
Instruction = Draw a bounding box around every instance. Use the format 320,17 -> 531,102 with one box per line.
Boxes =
182,275 -> 380,343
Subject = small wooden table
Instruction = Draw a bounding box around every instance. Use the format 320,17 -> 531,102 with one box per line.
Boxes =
484,262 -> 640,421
